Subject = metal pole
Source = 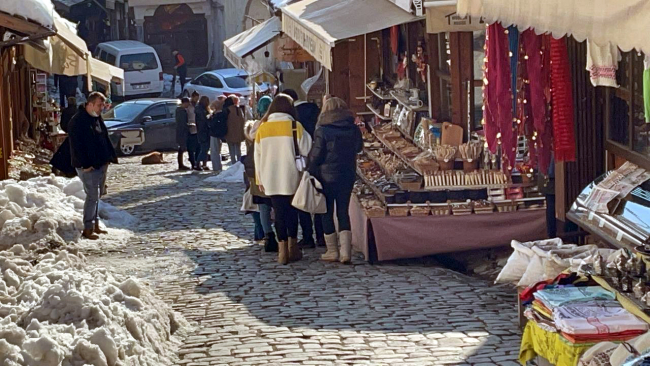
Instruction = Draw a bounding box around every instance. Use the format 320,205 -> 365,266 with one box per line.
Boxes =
325,68 -> 330,95
364,33 -> 367,101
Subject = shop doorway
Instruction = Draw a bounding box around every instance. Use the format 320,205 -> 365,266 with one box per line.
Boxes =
144,4 -> 209,71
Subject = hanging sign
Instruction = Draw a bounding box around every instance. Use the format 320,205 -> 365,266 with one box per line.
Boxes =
282,14 -> 333,70
425,5 -> 485,34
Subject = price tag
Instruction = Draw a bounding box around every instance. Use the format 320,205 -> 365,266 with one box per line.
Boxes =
588,212 -> 594,221
616,231 -> 624,241
599,218 -> 605,228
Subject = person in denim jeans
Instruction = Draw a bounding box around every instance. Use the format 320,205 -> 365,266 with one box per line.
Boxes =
68,92 -> 117,240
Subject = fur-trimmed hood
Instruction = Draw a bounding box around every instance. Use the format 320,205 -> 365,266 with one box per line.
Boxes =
317,109 -> 355,127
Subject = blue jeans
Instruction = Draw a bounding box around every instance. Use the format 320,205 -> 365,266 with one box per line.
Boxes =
252,212 -> 264,240
228,142 -> 241,165
198,140 -> 210,164
76,165 -> 107,230
259,203 -> 273,234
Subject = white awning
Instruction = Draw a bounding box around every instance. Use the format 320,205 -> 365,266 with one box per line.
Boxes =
224,16 -> 282,69
23,14 -> 124,88
281,0 -> 420,70
457,0 -> 650,53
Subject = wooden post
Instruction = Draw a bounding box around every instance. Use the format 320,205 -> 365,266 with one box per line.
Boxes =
449,32 -> 474,139
426,33 -> 441,119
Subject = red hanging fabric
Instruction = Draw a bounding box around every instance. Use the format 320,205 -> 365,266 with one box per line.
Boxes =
549,37 -> 576,162
484,23 -> 516,170
521,30 -> 553,174
390,26 -> 399,55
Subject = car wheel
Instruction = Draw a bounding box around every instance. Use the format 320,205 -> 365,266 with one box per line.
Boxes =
121,143 -> 135,156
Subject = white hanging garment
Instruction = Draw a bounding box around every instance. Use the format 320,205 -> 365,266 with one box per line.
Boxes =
586,41 -> 621,88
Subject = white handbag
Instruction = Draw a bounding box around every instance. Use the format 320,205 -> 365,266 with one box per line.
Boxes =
292,172 -> 327,214
241,189 -> 258,212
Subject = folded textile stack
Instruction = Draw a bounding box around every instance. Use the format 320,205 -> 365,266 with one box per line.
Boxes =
529,287 -> 648,344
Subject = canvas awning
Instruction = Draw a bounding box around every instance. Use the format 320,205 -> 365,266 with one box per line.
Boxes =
223,16 -> 281,69
457,0 -> 650,53
23,14 -> 124,88
281,0 -> 420,70
424,0 -> 484,34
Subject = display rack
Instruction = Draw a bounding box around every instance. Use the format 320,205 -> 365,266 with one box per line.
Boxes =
366,103 -> 392,121
390,90 -> 429,113
366,84 -> 395,100
372,129 -> 425,176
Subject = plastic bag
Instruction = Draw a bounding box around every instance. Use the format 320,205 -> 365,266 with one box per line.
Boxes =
241,190 -> 258,212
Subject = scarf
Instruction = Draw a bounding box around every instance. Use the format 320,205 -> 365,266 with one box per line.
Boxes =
484,23 -> 516,171
549,37 -> 576,162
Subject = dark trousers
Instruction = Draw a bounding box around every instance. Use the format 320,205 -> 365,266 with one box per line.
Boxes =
198,140 -> 210,164
178,66 -> 187,91
299,211 -> 324,240
322,182 -> 353,235
177,147 -> 187,167
187,134 -> 200,167
270,195 -> 299,242
545,194 -> 557,238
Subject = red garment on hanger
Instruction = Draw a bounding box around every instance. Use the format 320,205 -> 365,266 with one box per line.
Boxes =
549,37 -> 576,162
484,23 -> 516,170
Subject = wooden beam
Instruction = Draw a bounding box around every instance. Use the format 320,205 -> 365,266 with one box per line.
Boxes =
426,33 -> 441,119
449,32 -> 473,137
0,11 -> 51,37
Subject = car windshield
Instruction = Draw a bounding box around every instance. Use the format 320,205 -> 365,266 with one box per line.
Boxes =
119,53 -> 158,72
103,103 -> 148,121
224,75 -> 249,88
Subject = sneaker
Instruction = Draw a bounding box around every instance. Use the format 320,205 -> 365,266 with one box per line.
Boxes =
178,165 -> 190,171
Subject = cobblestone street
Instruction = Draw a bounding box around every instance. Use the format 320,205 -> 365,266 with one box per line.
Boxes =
88,155 -> 522,366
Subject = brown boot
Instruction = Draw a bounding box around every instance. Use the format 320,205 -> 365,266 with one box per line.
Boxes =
82,229 -> 99,240
288,237 -> 302,262
278,241 -> 288,265
94,223 -> 108,234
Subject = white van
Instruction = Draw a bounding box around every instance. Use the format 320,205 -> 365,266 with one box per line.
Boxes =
94,41 -> 164,99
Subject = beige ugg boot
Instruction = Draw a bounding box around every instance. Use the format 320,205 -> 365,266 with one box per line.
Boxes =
339,230 -> 352,264
321,233 -> 339,262
287,237 -> 302,262
278,241 -> 288,265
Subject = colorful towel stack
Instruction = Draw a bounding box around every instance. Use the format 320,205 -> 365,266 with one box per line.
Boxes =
531,287 -> 648,344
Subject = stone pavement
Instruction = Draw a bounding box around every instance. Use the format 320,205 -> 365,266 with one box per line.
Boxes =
87,154 -> 522,366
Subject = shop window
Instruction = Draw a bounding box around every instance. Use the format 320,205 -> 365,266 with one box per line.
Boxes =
606,52 -> 650,169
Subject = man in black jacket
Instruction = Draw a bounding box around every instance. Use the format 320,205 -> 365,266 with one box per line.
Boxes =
68,92 -> 117,240
283,89 -> 324,248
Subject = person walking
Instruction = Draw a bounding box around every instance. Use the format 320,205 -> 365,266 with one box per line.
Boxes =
187,92 -> 201,170
195,96 -> 212,170
307,97 -> 362,264
175,98 -> 191,170
224,95 -> 246,165
209,95 -> 227,172
172,50 -> 188,96
67,92 -> 117,240
243,95 -> 277,252
282,89 -> 324,248
254,94 -> 312,264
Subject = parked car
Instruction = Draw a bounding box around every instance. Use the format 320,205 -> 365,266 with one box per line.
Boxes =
181,68 -> 269,102
94,41 -> 164,100
103,98 -> 180,156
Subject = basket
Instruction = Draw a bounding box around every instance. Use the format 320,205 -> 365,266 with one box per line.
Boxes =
410,205 -> 431,216
388,206 -> 410,217
463,160 -> 479,173
439,160 -> 454,171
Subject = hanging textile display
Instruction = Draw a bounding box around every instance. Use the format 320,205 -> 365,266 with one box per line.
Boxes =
586,41 -> 621,88
483,23 -> 517,171
508,26 -> 520,114
520,30 -> 553,175
549,37 -> 576,162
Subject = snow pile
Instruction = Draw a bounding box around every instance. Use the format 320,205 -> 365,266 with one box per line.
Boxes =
0,248 -> 187,365
0,0 -> 55,29
204,162 -> 245,183
0,176 -> 136,251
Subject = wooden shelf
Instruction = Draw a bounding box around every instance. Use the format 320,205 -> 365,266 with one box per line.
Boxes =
372,130 -> 424,176
356,166 -> 387,205
366,104 -> 392,121
390,90 -> 429,113
367,84 -> 395,100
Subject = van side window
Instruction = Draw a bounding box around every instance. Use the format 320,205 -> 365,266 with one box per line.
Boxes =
99,50 -> 108,62
120,53 -> 159,72
106,53 -> 116,65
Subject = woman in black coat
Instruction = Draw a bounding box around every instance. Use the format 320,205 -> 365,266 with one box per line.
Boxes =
307,97 -> 362,264
195,96 -> 212,170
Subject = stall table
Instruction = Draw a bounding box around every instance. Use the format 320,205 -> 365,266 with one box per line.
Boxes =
350,196 -> 547,263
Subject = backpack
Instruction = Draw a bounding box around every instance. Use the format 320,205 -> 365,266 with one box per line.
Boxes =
209,110 -> 228,138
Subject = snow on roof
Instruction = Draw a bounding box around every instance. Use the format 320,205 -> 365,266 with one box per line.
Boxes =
0,0 -> 56,30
